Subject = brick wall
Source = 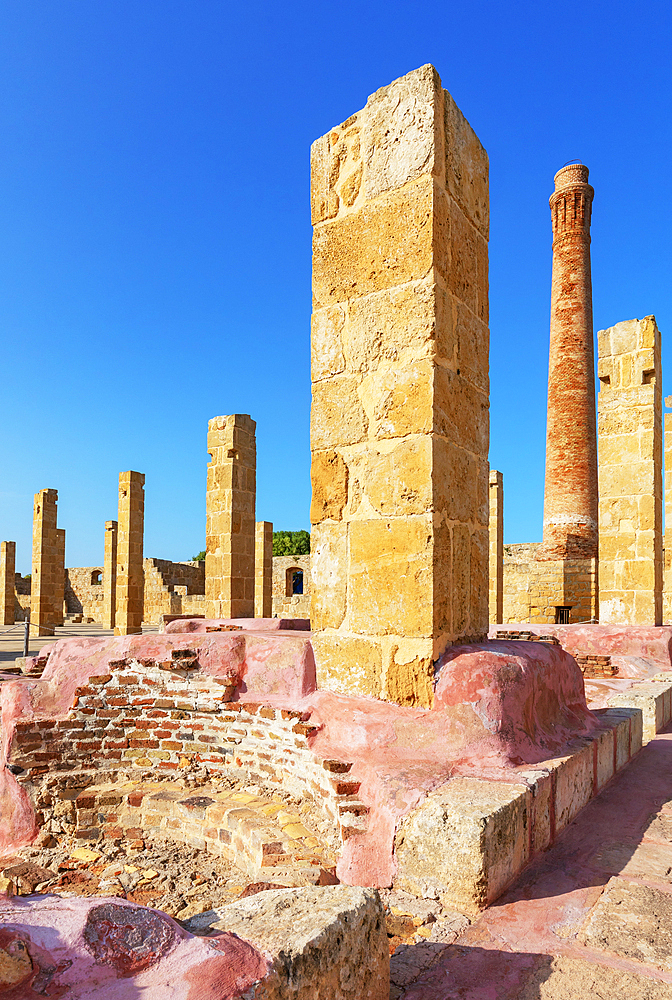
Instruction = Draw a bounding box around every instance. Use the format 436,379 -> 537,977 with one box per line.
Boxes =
8,654 -> 364,853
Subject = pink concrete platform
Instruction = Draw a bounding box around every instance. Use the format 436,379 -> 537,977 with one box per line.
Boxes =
165,617 -> 310,633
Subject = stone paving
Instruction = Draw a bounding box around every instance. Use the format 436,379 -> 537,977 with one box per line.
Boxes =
390,723 -> 672,998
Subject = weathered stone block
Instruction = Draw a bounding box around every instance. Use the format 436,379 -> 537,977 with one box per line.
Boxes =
394,778 -> 529,914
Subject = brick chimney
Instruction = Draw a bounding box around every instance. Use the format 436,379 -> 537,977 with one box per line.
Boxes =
537,164 -> 597,560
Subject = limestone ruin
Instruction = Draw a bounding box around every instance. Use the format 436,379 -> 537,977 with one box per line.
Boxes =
0,63 -> 671,999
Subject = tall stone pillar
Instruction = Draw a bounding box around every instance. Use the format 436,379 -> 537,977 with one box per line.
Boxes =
0,541 -> 16,625
103,520 -> 118,629
489,471 -> 503,624
310,65 -> 489,706
53,528 -> 65,626
31,489 -> 59,636
598,316 -> 662,625
114,472 -> 145,636
205,415 -> 256,619
255,521 -> 273,619
664,399 -> 672,622
538,164 -> 597,560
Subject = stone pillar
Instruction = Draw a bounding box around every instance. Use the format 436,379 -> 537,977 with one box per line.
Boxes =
310,65 -> 489,706
538,164 -> 597,560
664,400 -> 672,622
0,541 -> 16,625
53,528 -> 65,626
205,415 -> 256,619
489,471 -> 503,624
103,520 -> 118,629
31,489 -> 59,636
598,316 -> 663,625
114,472 -> 145,636
255,521 -> 273,619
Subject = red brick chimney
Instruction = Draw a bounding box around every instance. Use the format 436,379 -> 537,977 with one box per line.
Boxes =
537,163 -> 597,560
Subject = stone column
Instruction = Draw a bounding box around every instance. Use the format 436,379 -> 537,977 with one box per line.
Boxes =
31,489 -> 59,636
0,541 -> 16,625
205,415 -> 256,619
664,400 -> 672,622
489,471 -> 503,624
52,528 -> 66,626
310,65 -> 489,706
114,472 -> 145,635
598,316 -> 663,625
538,164 -> 597,560
103,520 -> 118,629
255,521 -> 273,619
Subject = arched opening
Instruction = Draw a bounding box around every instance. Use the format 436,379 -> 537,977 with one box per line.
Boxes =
285,568 -> 304,597
91,570 -> 103,586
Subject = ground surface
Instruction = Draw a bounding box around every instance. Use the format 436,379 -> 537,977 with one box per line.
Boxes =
0,622 -> 158,664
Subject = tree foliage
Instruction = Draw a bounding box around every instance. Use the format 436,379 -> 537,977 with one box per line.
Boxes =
192,551 -> 206,562
272,530 -> 310,557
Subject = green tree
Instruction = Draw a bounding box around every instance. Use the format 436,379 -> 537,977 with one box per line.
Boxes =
272,530 -> 310,557
192,550 -> 206,562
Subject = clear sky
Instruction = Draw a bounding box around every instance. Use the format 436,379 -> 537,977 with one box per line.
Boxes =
1,1 -> 670,574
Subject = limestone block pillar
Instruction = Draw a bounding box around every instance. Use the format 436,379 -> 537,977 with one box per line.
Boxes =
310,65 -> 490,706
598,316 -> 662,625
0,541 -> 16,625
664,400 -> 672,621
114,472 -> 145,635
31,489 -> 58,636
52,528 -> 65,626
103,520 -> 118,629
255,520 -> 273,619
489,471 -> 503,624
205,415 -> 256,619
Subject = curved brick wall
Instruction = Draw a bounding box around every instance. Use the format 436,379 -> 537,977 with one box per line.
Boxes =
538,163 -> 598,560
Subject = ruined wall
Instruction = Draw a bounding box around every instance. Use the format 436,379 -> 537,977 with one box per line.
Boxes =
310,64 -> 489,706
66,559 -> 206,624
272,555 -> 311,619
502,555 -> 597,625
598,316 -> 663,625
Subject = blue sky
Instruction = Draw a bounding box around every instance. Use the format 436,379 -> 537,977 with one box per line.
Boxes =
1,1 -> 670,573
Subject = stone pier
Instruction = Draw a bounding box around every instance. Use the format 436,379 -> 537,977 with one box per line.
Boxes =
53,528 -> 66,627
0,541 -> 16,625
30,489 -> 59,636
310,65 -> 489,706
205,415 -> 256,619
598,316 -> 662,625
489,471 -> 503,624
665,399 -> 672,622
103,520 -> 118,630
114,472 -> 145,636
254,521 -> 273,619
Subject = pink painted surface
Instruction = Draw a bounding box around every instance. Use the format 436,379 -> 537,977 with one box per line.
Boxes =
303,641 -> 596,887
489,623 -> 672,671
0,894 -> 269,998
165,617 -> 310,633
400,726 -> 672,998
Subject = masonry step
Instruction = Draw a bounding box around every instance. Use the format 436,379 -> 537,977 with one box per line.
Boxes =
70,778 -> 340,882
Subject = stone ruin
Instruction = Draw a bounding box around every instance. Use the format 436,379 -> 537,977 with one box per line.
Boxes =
0,64 -> 671,998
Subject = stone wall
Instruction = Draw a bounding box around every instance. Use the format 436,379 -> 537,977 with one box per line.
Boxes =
502,548 -> 597,625
272,555 -> 311,619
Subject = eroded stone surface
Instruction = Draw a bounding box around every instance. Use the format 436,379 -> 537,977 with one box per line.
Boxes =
580,878 -> 672,969
208,885 -> 389,999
